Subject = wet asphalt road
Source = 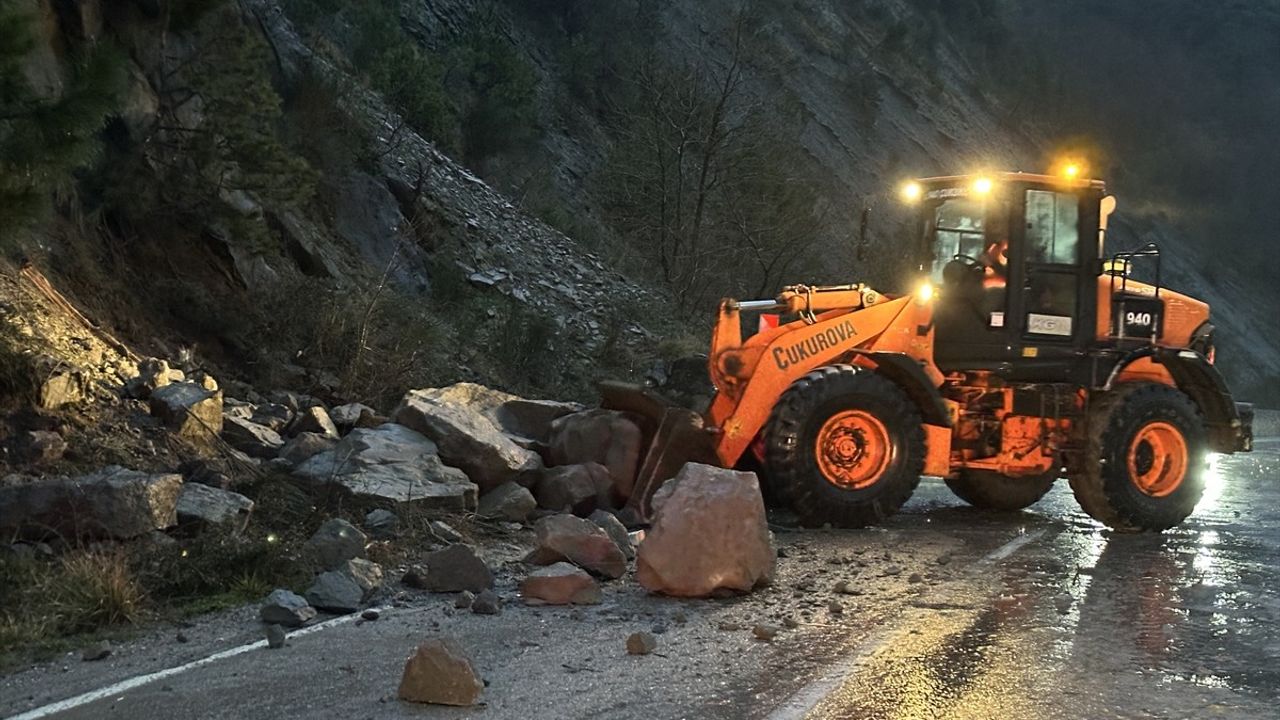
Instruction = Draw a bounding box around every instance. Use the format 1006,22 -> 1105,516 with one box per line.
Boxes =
3,431 -> 1277,720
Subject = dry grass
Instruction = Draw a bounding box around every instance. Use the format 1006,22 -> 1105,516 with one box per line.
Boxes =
50,551 -> 147,633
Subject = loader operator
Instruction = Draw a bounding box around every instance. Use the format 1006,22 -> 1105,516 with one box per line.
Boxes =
981,238 -> 1009,290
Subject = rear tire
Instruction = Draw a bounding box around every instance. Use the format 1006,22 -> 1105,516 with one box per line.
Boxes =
945,470 -> 1057,511
763,366 -> 924,528
1069,383 -> 1206,532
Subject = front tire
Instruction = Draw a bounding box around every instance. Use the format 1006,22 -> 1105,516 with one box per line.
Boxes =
1069,383 -> 1207,532
945,470 -> 1057,511
763,366 -> 924,528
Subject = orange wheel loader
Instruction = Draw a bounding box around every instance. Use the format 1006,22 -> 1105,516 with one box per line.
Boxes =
606,171 -> 1253,532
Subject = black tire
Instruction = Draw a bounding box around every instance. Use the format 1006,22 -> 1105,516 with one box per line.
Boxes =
763,365 -> 924,528
1069,383 -> 1207,532
945,470 -> 1057,511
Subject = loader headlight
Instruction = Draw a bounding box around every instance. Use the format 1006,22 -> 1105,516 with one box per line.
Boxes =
972,177 -> 993,195
916,280 -> 935,303
900,181 -> 922,203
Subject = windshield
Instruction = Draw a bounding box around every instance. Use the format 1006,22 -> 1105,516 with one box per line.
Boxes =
927,197 -> 986,282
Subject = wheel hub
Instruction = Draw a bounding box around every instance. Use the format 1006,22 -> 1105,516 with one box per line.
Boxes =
815,410 -> 893,489
1127,421 -> 1188,497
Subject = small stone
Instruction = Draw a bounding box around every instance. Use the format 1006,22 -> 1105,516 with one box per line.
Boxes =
828,600 -> 844,615
81,641 -> 112,662
260,589 -> 316,627
471,589 -> 501,615
266,624 -> 286,649
908,573 -> 924,584
883,565 -> 902,576
782,617 -> 800,629
429,521 -> 464,543
626,631 -> 657,655
454,591 -> 475,609
175,632 -> 189,643
936,553 -> 952,565
361,609 -> 381,621
717,621 -> 741,631
753,624 -> 779,641
1054,592 -> 1073,615
673,611 -> 688,624
520,562 -> 602,605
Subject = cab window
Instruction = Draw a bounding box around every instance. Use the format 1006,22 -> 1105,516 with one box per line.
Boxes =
1025,190 -> 1078,264
928,197 -> 986,282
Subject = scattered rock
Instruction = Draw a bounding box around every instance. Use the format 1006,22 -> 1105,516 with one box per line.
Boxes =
1054,592 -> 1074,615
81,641 -> 112,662
588,509 -> 634,559
476,481 -> 536,522
331,403 -> 381,430
176,482 -> 254,533
278,432 -> 336,466
548,410 -> 643,500
454,590 -> 475,609
0,467 -> 182,540
908,573 -> 924,584
626,631 -> 657,655
20,430 -> 66,464
936,553 -> 953,565
635,463 -> 775,597
782,617 -> 800,629
266,624 -> 286,649
883,565 -> 903,576
363,508 -> 399,539
717,621 -> 741,631
250,403 -> 293,432
525,514 -> 627,579
429,520 -> 464,543
416,544 -> 493,593
534,463 -> 613,515
471,589 -> 501,615
124,358 -> 173,399
260,589 -> 316,627
293,424 -> 478,511
520,562 -> 602,605
828,600 -> 844,615
307,559 -> 383,613
287,406 -> 339,439
361,609 -> 381,621
398,637 -> 484,706
833,580 -> 862,596
393,388 -> 542,492
221,417 -> 285,459
753,624 -> 779,641
305,518 -> 367,570
150,383 -> 223,443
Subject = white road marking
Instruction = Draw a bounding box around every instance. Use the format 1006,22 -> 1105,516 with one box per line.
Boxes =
764,528 -> 1048,720
4,605 -> 391,720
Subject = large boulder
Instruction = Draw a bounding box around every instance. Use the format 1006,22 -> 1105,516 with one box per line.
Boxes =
305,518 -> 367,570
417,383 -> 582,446
533,463 -> 612,515
0,467 -> 182,540
410,544 -> 493,593
287,406 -> 339,439
635,463 -> 775,597
525,514 -> 626,579
392,389 -> 541,492
221,417 -> 285,459
520,562 -> 602,605
293,424 -> 477,511
398,637 -> 484,706
548,410 -> 643,501
476,481 -> 536,522
150,383 -> 223,443
176,482 -> 254,533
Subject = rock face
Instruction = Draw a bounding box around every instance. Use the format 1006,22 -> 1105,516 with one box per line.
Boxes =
176,482 -> 254,532
415,544 -> 493,593
150,383 -> 223,443
260,589 -> 316,627
293,424 -> 477,510
526,514 -> 627,579
548,410 -> 643,501
520,562 -> 602,605
635,464 -> 776,597
0,467 -> 182,540
398,637 -> 484,706
534,463 -> 612,515
221,417 -> 285,459
476,481 -> 536,522
393,388 -> 541,492
305,518 -> 367,570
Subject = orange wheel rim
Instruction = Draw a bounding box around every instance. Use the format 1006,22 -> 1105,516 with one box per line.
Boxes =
1127,421 -> 1188,497
815,410 -> 893,489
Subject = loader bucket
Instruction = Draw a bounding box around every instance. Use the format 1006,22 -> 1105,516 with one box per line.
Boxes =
599,381 -> 721,524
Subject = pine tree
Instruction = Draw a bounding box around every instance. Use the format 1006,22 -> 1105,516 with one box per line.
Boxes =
0,0 -> 123,240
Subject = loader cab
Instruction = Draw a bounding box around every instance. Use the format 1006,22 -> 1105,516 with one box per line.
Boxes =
912,173 -> 1108,381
